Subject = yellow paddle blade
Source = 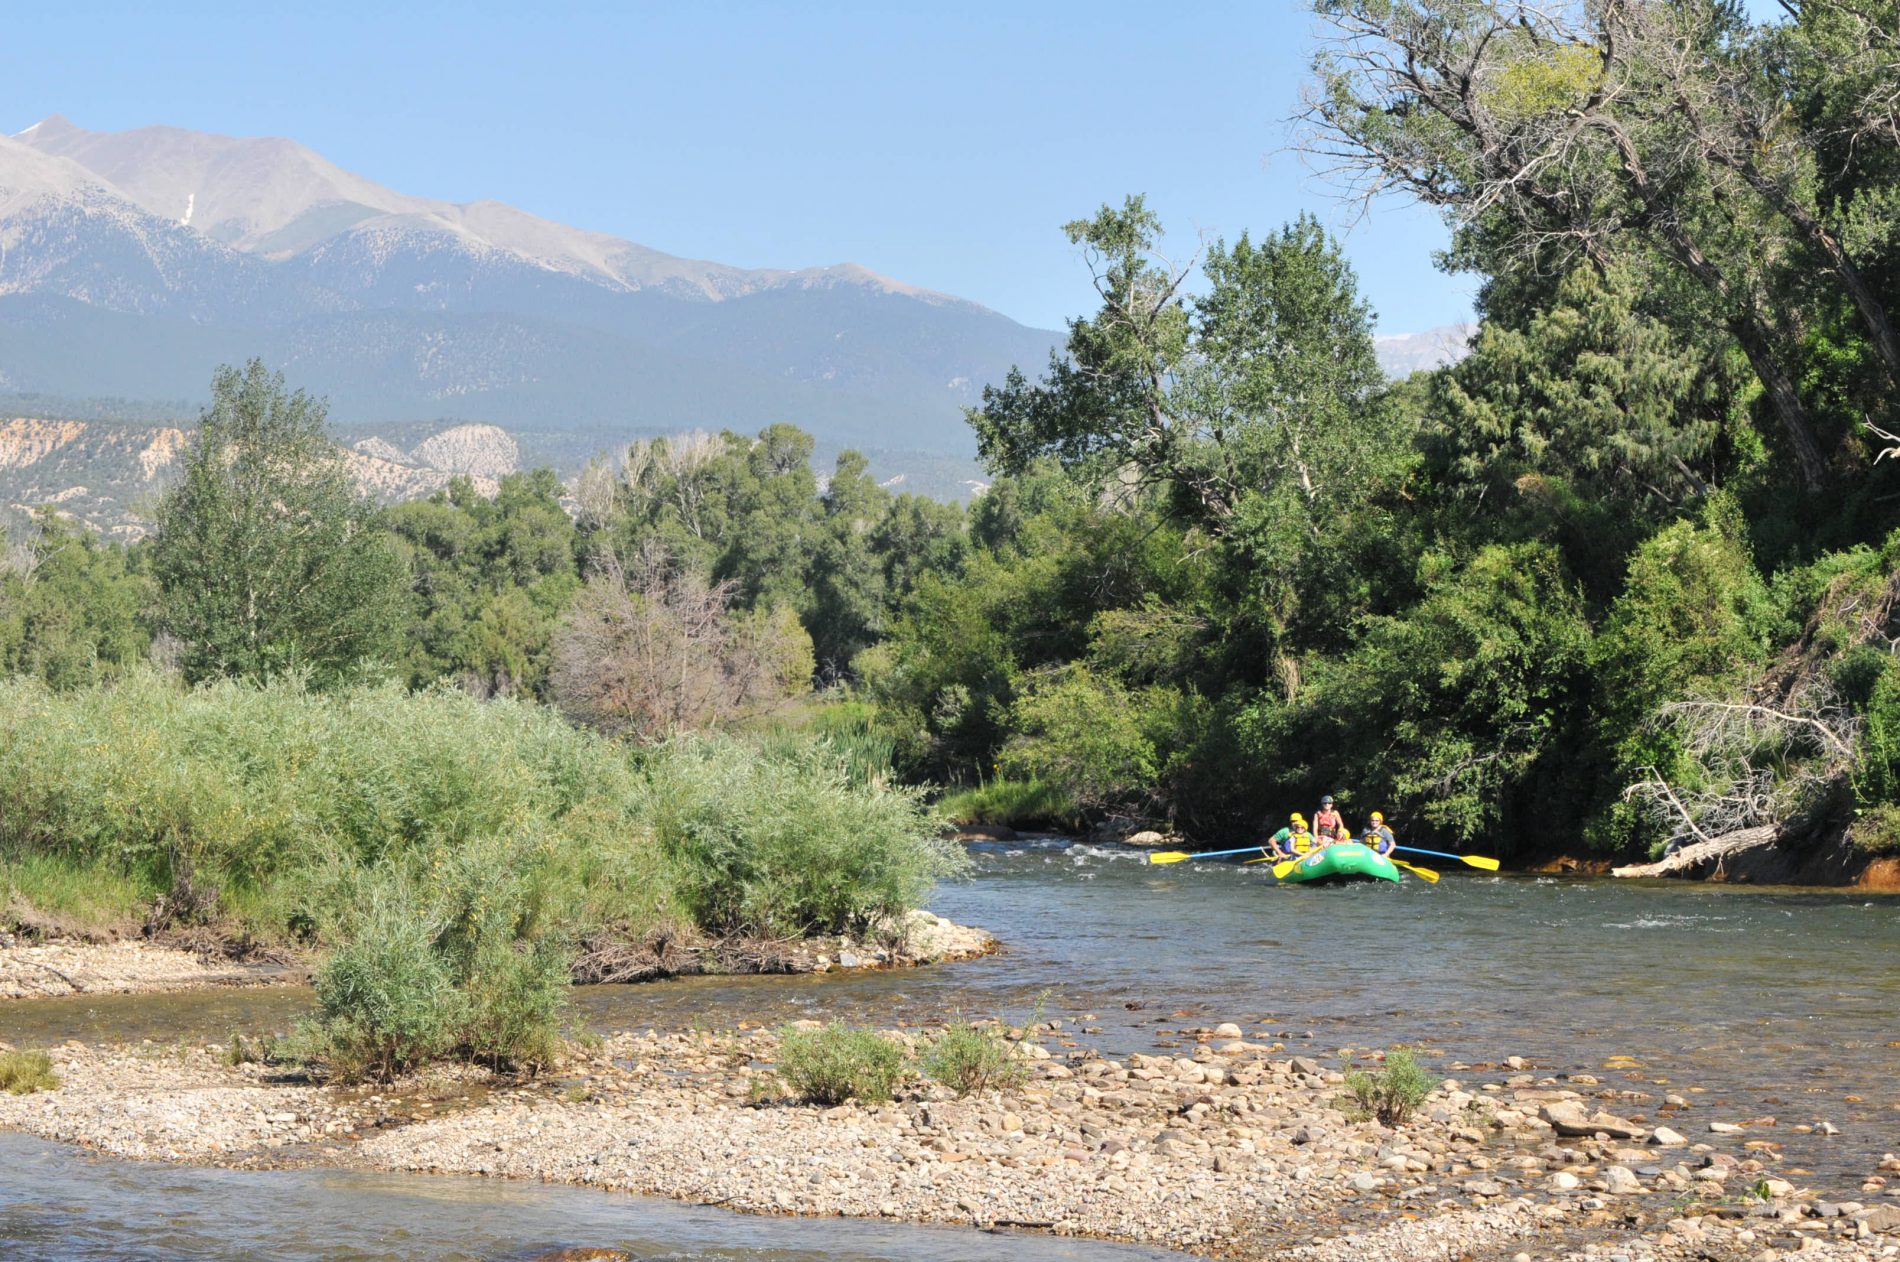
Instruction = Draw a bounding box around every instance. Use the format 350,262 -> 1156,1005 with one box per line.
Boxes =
1271,858 -> 1301,879
1459,854 -> 1502,871
1146,852 -> 1192,865
1393,860 -> 1440,883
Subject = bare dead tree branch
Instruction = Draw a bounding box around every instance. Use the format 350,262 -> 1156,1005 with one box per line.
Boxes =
550,540 -> 809,741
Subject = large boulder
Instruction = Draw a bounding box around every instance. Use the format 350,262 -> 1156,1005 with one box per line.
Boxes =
1541,1100 -> 1647,1139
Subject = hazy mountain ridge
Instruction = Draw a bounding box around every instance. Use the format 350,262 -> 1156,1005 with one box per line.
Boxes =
1,116 -> 1061,453
0,404 -> 987,540
4,114 -> 1463,517
1375,323 -> 1473,377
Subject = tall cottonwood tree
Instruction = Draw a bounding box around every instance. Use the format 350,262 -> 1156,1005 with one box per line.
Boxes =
1301,0 -> 1900,489
152,361 -> 406,683
970,200 -> 1410,692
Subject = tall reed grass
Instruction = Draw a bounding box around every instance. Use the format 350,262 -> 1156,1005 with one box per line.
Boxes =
1,673 -> 967,1079
0,672 -> 963,947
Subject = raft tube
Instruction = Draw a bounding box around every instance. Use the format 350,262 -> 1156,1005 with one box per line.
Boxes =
1277,840 -> 1402,885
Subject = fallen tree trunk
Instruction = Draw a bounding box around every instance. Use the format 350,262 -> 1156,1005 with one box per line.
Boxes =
1611,824 -> 1780,879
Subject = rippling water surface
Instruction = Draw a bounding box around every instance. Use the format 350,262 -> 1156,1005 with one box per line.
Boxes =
4,837 -> 1897,1251
0,1131 -> 1189,1261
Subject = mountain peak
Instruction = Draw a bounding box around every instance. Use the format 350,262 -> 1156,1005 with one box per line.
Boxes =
14,115 -> 79,143
0,115 -> 1059,465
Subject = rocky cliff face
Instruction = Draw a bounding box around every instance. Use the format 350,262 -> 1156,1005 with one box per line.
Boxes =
407,424 -> 518,480
0,416 -> 509,538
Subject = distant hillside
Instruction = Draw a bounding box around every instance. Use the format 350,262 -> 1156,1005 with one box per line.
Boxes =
0,408 -> 986,541
1375,324 -> 1473,377
0,415 -> 515,540
1,117 -> 1061,454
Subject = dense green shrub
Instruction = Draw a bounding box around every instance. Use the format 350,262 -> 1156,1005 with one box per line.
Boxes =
1342,1047 -> 1435,1127
1841,649 -> 1900,810
299,888 -> 463,1081
920,1021 -> 1029,1096
640,734 -> 966,938
1586,502 -> 1777,848
936,777 -> 1079,830
774,1022 -> 909,1105
999,663 -> 1158,811
0,1050 -> 58,1095
298,856 -> 571,1083
1848,803 -> 1900,855
0,673 -> 659,936
0,677 -> 956,964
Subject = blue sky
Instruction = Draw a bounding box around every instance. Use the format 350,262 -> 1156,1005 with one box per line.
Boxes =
2,0 -> 1782,335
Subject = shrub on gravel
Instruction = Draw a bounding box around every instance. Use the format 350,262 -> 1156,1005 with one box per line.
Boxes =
0,1050 -> 59,1095
1342,1046 -> 1435,1126
298,849 -> 571,1082
641,735 -> 967,939
920,1019 -> 1029,1097
774,1022 -> 909,1105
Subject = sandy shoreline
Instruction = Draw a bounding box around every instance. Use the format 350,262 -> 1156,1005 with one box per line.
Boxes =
0,910 -> 995,1002
0,938 -> 301,1001
1,1019 -> 1892,1260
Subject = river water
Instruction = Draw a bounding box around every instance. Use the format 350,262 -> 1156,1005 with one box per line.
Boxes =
0,1131 -> 1186,1262
4,837 -> 1897,1255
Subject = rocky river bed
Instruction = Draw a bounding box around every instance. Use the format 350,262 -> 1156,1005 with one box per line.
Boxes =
2,1015 -> 1896,1261
5,848 -> 1899,1261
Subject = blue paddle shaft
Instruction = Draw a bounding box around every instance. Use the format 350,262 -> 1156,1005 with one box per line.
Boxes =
1394,845 -> 1471,863
1169,845 -> 1268,862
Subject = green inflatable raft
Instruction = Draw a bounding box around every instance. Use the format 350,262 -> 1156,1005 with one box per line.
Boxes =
1276,841 -> 1402,885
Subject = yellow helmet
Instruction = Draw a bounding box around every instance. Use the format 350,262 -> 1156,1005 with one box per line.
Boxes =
1371,811 -> 1384,823
1291,812 -> 1306,825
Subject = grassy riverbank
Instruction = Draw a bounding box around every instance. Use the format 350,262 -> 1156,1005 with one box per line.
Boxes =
0,673 -> 963,945
0,675 -> 974,1052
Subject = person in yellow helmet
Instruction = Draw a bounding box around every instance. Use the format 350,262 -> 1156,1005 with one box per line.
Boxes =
1363,810 -> 1396,856
1264,812 -> 1314,860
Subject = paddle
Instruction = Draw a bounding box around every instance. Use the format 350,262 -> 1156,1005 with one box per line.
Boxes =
1147,845 -> 1270,865
1271,857 -> 1302,879
1392,858 -> 1440,883
1394,845 -> 1500,871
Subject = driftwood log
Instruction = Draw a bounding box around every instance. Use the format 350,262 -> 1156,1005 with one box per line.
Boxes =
1611,824 -> 1779,879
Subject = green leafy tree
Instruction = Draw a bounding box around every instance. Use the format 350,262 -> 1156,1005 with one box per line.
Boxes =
1306,543 -> 1592,842
0,515 -> 152,688
384,471 -> 582,697
1000,663 -> 1159,812
972,205 -> 1409,693
151,361 -> 406,683
1433,262 -> 1738,507
1304,0 -> 1900,489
